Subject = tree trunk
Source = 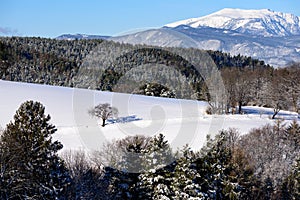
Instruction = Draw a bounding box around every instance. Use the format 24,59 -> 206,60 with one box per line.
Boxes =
272,110 -> 279,119
102,118 -> 106,127
238,102 -> 242,114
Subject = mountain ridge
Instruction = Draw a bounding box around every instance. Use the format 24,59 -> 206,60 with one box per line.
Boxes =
56,34 -> 110,40
165,8 -> 300,37
55,8 -> 300,67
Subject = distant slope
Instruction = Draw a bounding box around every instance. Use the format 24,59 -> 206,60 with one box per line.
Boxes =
110,26 -> 300,67
56,34 -> 110,40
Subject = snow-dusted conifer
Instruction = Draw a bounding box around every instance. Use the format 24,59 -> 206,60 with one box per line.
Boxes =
0,101 -> 70,199
195,132 -> 239,199
137,133 -> 174,199
170,145 -> 204,199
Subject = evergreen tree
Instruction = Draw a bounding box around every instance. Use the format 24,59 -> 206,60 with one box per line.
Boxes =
170,146 -> 204,199
285,120 -> 300,148
282,158 -> 300,200
137,134 -> 175,199
195,132 -> 239,200
99,135 -> 151,199
0,101 -> 70,199
262,177 -> 274,200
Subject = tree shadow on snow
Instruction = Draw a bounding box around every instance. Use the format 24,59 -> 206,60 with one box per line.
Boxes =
106,115 -> 142,125
242,107 -> 299,120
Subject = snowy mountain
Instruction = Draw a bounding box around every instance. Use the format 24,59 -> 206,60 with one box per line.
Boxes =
55,9 -> 300,67
110,26 -> 300,67
56,34 -> 110,40
0,80 -> 298,152
110,9 -> 300,67
165,8 -> 300,37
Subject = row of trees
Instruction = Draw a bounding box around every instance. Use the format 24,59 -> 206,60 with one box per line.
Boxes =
3,36 -> 299,117
0,37 -> 271,101
0,101 -> 299,199
221,64 -> 300,117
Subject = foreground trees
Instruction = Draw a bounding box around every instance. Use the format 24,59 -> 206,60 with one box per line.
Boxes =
0,101 -> 70,199
1,101 -> 299,199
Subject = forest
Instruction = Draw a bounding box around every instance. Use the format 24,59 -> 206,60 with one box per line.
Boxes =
0,37 -> 299,199
0,37 -> 299,117
0,101 -> 299,199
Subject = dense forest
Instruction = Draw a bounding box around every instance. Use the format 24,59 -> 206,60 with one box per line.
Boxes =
0,101 -> 299,199
1,37 -> 299,116
0,37 -> 278,103
0,37 -> 299,199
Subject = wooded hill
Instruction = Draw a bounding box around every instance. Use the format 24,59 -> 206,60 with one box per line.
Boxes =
0,37 -> 268,90
1,37 -> 299,115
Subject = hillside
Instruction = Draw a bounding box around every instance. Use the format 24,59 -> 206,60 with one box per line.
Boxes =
0,80 -> 298,152
0,37 -> 269,100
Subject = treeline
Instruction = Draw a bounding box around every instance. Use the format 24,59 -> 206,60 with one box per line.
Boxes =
0,37 -> 102,86
221,64 -> 300,116
0,37 -> 270,100
1,101 -> 299,199
1,37 -> 299,115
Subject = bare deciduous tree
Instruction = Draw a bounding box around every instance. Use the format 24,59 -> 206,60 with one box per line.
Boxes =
267,72 -> 288,119
88,103 -> 118,127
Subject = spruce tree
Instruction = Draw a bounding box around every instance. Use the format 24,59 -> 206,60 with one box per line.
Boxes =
195,132 -> 239,199
137,134 -> 175,199
0,101 -> 70,199
283,158 -> 300,200
170,146 -> 204,199
285,120 -> 300,148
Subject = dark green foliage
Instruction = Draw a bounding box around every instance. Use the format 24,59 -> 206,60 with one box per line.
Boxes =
285,120 -> 300,148
97,135 -> 153,199
98,69 -> 122,91
94,134 -> 174,199
208,51 -> 270,70
281,158 -> 300,200
137,134 -> 175,199
63,124 -> 300,199
0,37 -> 102,86
135,82 -> 176,98
194,132 -> 238,199
170,146 -> 204,199
0,101 -> 70,199
0,36 -> 272,102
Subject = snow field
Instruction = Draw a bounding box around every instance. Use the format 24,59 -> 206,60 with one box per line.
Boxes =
0,80 -> 298,152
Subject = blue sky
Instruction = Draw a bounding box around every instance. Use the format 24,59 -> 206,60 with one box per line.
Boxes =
1,0 -> 300,38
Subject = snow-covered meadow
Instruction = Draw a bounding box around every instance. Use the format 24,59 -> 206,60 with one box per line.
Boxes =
0,80 -> 298,152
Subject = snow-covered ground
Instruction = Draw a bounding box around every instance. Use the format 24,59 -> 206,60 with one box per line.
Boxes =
0,80 -> 298,152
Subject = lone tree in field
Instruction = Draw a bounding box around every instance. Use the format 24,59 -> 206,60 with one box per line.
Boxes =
88,103 -> 118,127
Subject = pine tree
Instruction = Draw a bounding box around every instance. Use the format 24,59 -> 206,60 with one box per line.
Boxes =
285,120 -> 300,148
283,158 -> 300,200
170,146 -> 204,199
195,132 -> 239,200
0,101 -> 70,199
137,134 -> 175,199
99,135 -> 151,199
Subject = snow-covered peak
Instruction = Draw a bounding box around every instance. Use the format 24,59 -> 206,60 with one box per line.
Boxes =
165,8 -> 300,36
